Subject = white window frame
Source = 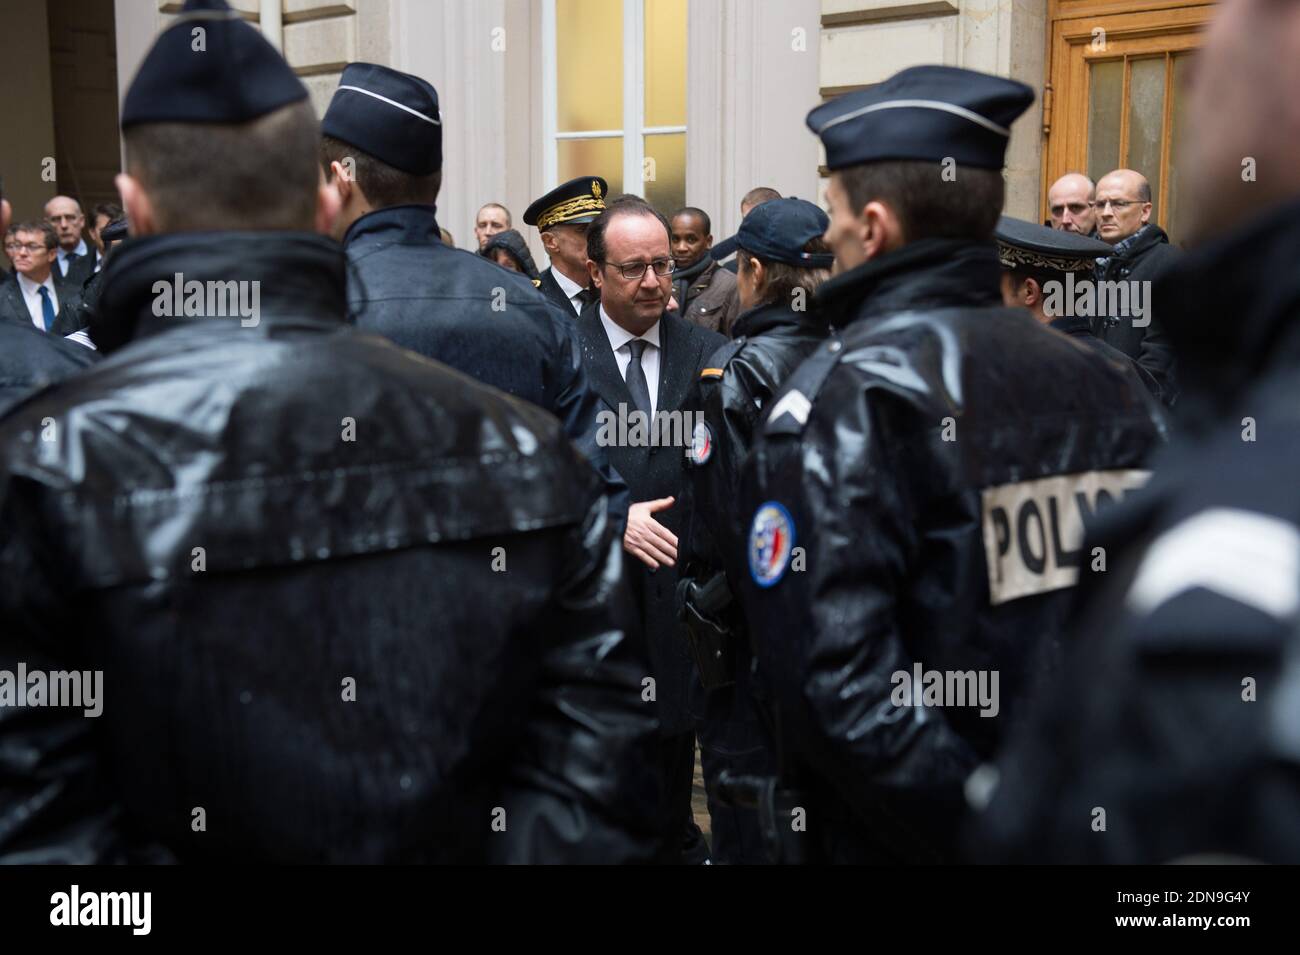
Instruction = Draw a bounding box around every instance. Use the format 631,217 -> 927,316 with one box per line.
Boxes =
542,0 -> 687,197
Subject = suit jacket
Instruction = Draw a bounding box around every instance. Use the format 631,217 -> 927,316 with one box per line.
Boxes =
0,271 -> 84,331
575,301 -> 725,735
538,267 -> 578,316
60,250 -> 96,287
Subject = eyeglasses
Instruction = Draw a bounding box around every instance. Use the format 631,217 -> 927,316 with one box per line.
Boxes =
1095,198 -> 1144,212
3,242 -> 46,254
603,258 -> 675,280
1050,202 -> 1093,217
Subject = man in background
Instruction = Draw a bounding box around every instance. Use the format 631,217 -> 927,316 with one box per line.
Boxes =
669,206 -> 738,335
1092,167 -> 1180,402
474,202 -> 510,250
43,195 -> 94,287
0,221 -> 80,330
1046,172 -> 1097,235
0,179 -> 98,412
526,176 -> 607,316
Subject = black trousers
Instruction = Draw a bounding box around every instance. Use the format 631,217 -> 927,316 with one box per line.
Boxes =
659,730 -> 709,864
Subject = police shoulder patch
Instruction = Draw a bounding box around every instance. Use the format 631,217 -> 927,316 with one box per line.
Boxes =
749,501 -> 796,587
688,420 -> 714,466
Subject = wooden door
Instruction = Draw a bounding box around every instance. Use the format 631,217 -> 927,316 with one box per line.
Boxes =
1043,1 -> 1216,241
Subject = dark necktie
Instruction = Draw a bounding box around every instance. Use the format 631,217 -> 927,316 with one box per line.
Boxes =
576,287 -> 598,309
62,252 -> 78,277
624,338 -> 653,418
38,286 -> 56,331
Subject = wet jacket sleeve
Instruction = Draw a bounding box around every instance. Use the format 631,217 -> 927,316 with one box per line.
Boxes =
489,478 -> 663,863
0,476 -> 131,863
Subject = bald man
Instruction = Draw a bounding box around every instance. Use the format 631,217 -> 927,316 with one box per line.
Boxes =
1046,172 -> 1097,235
43,195 -> 94,287
1091,167 -> 1180,403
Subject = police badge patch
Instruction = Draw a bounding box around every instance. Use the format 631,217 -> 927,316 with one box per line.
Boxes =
688,421 -> 713,465
749,501 -> 795,587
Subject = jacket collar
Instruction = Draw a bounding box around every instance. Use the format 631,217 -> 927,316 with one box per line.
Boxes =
815,237 -> 1003,329
731,300 -> 825,339
1158,197 -> 1300,417
1048,313 -> 1091,337
93,231 -> 349,354
342,204 -> 441,248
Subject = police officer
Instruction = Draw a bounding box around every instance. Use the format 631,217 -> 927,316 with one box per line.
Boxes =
525,176 -> 607,316
972,0 -> 1300,864
320,64 -> 627,519
0,0 -> 659,864
676,198 -> 834,863
736,65 -> 1166,863
994,216 -> 1165,403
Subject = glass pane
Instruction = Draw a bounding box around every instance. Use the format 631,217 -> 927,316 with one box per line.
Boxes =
644,0 -> 687,128
558,137 -> 624,198
643,133 -> 685,216
1165,52 -> 1193,245
1127,56 -> 1166,222
1086,59 -> 1123,184
557,0 -> 623,132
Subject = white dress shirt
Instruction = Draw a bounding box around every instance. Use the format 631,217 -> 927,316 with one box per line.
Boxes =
16,271 -> 59,330
56,238 -> 89,278
551,266 -> 588,315
600,305 -> 661,418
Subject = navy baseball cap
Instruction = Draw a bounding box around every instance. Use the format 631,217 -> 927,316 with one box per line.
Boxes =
733,198 -> 833,269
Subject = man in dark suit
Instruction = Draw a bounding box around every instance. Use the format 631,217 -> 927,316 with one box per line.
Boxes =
577,196 -> 725,862
526,176 -> 607,316
0,184 -> 98,412
1,221 -> 83,330
44,196 -> 96,288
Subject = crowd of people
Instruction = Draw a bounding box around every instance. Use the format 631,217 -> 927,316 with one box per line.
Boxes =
2,0 -> 1298,865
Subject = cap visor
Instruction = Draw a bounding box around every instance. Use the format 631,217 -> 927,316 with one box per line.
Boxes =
711,235 -> 738,260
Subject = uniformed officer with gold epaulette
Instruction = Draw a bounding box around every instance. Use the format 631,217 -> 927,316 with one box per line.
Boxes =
525,176 -> 608,316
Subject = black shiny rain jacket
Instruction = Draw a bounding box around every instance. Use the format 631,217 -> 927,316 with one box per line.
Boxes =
737,238 -> 1167,862
0,231 -> 661,864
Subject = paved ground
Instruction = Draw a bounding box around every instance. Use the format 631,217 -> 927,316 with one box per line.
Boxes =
692,742 -> 712,847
